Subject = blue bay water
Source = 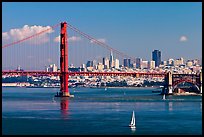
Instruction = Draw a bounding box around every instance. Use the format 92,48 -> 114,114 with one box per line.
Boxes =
2,87 -> 202,135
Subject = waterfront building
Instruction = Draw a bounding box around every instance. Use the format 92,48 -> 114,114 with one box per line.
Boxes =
152,50 -> 161,67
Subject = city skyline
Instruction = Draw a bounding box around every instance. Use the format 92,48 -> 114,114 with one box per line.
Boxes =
2,2 -> 202,70
15,49 -> 202,71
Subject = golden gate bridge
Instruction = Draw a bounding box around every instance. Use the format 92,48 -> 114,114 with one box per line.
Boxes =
2,22 -> 202,97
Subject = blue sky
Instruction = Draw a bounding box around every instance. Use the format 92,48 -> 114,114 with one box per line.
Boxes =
2,2 -> 202,69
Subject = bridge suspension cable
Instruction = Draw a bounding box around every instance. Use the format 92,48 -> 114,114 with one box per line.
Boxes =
3,22 -> 136,62
2,23 -> 61,49
67,23 -> 136,61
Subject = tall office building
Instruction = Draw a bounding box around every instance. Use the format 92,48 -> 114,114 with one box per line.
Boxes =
128,59 -> 131,68
109,50 -> 114,68
124,58 -> 131,68
152,50 -> 161,67
124,59 -> 128,67
136,58 -> 142,68
86,61 -> 93,67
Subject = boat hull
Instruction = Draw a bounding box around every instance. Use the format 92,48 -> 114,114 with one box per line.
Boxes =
129,125 -> 136,129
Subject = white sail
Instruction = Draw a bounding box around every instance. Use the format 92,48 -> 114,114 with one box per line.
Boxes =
131,111 -> 135,125
129,111 -> 136,128
163,94 -> 166,100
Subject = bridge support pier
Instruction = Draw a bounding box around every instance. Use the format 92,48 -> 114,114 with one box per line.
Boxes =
168,86 -> 173,94
55,22 -> 73,98
165,71 -> 173,95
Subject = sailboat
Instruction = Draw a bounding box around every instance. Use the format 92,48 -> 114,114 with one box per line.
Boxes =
162,94 -> 166,100
129,111 -> 136,129
52,97 -> 56,103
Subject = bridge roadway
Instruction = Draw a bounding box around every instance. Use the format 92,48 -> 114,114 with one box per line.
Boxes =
2,70 -> 166,77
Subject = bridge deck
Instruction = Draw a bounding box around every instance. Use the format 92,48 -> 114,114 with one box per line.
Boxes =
2,70 -> 166,77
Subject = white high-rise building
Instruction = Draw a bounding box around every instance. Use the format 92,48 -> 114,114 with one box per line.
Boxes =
115,59 -> 119,69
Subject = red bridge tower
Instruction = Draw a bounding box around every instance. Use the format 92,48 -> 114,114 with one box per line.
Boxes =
55,22 -> 73,97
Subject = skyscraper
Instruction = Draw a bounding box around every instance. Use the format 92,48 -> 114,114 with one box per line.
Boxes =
136,58 -> 142,68
152,50 -> 161,67
128,59 -> 131,68
124,59 -> 128,67
109,50 -> 114,68
124,58 -> 131,68
86,61 -> 93,67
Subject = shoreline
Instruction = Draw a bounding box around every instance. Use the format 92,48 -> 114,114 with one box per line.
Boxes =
173,93 -> 202,96
92,86 -> 160,89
